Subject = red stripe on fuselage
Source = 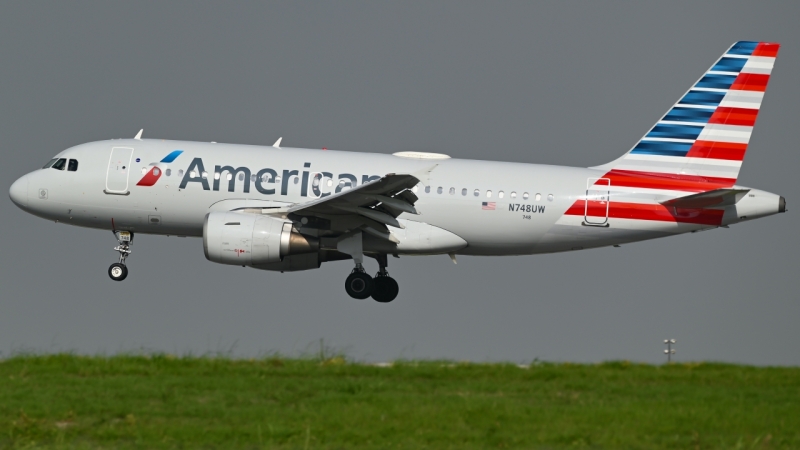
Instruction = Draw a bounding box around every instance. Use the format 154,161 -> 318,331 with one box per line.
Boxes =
708,107 -> 759,127
730,73 -> 770,92
565,200 -> 724,226
603,170 -> 735,193
685,140 -> 748,161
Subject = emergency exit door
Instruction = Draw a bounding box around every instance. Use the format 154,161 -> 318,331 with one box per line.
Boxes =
105,147 -> 134,194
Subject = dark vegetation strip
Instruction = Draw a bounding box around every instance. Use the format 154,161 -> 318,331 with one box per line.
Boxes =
0,355 -> 798,449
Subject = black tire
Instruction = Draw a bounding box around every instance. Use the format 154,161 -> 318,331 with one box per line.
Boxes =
372,276 -> 399,303
108,263 -> 128,281
345,271 -> 374,299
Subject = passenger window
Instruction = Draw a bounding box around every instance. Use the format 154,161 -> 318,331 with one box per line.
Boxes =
214,172 -> 221,180
473,189 -> 480,197
449,187 -> 455,195
412,185 -> 418,193
523,192 -> 529,200
511,191 -> 517,199
43,158 -> 58,169
461,188 -> 467,196
486,190 -> 492,198
201,171 -> 208,179
67,159 -> 78,172
51,158 -> 67,170
166,169 -> 172,177
498,191 -> 504,199
293,176 -> 299,184
425,186 -> 431,194
437,187 -> 443,194
548,194 -> 554,201
251,174 -> 257,183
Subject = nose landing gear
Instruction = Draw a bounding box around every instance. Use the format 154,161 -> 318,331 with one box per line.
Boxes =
108,230 -> 132,281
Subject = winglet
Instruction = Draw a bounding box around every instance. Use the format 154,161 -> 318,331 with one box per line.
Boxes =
273,137 -> 282,148
134,129 -> 143,140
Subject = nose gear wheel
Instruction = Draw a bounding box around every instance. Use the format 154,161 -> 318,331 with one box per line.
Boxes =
108,263 -> 128,281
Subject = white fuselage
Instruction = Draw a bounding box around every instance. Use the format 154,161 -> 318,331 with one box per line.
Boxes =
9,139 -> 784,258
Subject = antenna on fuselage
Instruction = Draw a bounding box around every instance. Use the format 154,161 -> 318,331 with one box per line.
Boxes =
273,137 -> 282,149
134,129 -> 143,140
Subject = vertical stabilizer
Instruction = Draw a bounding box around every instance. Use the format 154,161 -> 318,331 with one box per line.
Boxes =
595,41 -> 780,189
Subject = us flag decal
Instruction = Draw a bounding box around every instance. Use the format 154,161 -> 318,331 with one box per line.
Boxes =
482,202 -> 496,210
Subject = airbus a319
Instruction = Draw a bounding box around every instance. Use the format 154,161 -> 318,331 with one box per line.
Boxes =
9,41 -> 785,303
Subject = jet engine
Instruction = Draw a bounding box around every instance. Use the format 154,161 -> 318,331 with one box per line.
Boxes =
203,212 -> 318,266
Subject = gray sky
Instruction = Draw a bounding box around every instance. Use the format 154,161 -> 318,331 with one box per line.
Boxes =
1,1 -> 798,365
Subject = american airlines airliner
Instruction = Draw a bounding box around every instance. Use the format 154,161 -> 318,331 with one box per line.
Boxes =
9,41 -> 786,303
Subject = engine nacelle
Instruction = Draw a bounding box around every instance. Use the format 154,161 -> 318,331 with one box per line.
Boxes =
203,212 -> 318,266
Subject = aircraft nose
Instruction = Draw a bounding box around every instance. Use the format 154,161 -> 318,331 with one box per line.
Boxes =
9,174 -> 29,209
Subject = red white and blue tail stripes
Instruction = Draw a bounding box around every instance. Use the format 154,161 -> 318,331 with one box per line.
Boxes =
600,41 -> 779,188
565,42 -> 779,228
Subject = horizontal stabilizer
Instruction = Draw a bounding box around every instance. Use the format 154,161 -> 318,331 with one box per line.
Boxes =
661,188 -> 750,208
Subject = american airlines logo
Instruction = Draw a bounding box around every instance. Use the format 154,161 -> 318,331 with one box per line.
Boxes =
136,150 -> 184,186
176,157 -> 381,198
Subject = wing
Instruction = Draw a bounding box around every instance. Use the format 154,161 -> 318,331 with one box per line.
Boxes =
285,173 -> 422,240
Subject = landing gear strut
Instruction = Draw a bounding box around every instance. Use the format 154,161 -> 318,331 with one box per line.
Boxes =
371,254 -> 399,303
109,230 -> 132,281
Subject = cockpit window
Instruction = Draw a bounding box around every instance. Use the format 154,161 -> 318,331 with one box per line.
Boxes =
68,159 -> 78,172
51,158 -> 67,170
42,158 -> 58,169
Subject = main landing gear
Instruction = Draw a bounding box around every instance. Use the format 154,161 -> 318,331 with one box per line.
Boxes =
108,230 -> 132,281
344,254 -> 399,303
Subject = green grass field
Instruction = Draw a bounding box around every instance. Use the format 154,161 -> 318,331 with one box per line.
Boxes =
0,355 -> 798,449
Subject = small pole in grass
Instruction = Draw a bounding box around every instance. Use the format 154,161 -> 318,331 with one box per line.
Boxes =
664,339 -> 676,363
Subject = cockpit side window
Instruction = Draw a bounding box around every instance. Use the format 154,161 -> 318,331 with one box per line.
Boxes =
68,159 -> 78,172
42,158 -> 58,169
51,158 -> 67,170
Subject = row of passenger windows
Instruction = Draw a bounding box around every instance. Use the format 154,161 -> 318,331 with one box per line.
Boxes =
147,167 -> 552,200
414,185 -> 554,201
43,158 -> 78,172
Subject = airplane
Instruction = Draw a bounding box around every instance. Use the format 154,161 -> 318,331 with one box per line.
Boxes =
8,41 -> 786,303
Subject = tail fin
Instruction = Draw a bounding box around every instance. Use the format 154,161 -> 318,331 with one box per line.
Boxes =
596,41 -> 780,187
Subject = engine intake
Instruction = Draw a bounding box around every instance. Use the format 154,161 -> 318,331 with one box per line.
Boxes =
203,212 -> 318,266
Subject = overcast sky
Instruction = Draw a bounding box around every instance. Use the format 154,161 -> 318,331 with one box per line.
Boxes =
1,1 -> 798,365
